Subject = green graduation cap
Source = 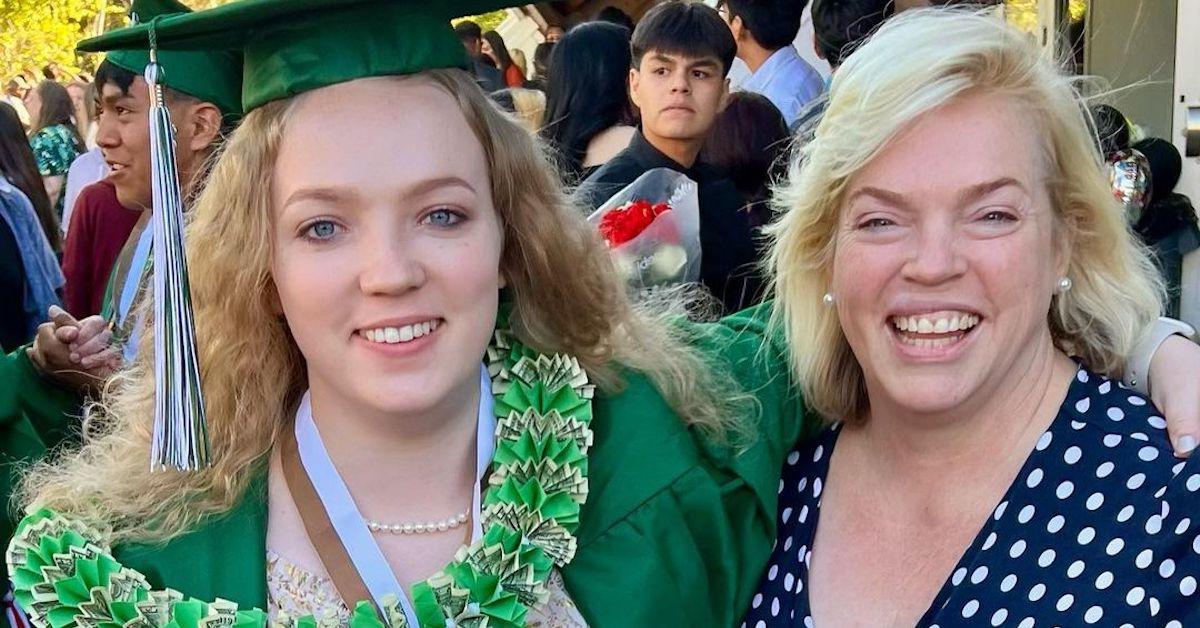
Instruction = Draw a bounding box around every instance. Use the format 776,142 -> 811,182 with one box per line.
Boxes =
100,0 -> 243,119
79,0 -> 521,113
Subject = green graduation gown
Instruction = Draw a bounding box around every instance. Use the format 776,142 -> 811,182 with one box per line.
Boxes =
8,308 -> 814,627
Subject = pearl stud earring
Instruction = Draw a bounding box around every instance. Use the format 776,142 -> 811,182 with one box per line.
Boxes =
1057,277 -> 1072,293
822,293 -> 835,306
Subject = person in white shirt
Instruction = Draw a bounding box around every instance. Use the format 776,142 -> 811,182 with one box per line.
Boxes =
718,0 -> 824,126
59,147 -> 108,237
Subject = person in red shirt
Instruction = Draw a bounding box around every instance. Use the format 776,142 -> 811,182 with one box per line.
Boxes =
59,179 -> 141,317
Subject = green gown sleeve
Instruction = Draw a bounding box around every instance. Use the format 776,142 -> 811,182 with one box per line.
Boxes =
562,302 -> 824,626
0,346 -> 82,589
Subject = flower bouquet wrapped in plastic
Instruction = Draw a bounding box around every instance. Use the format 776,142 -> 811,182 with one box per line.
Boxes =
587,168 -> 702,294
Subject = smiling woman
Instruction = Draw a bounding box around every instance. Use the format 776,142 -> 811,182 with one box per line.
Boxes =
744,8 -> 1200,627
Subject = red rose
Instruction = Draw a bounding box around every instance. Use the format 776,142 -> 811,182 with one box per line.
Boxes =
599,199 -> 674,246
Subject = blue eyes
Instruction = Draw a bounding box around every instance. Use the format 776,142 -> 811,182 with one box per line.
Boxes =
299,208 -> 465,242
307,220 -> 338,239
423,208 -> 462,227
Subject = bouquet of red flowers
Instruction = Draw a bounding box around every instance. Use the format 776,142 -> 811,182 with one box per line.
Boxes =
588,168 -> 701,292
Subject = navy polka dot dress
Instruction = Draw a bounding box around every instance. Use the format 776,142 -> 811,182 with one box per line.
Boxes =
742,367 -> 1200,627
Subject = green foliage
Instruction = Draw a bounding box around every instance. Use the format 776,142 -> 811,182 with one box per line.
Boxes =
0,0 -> 125,79
453,9 -> 509,34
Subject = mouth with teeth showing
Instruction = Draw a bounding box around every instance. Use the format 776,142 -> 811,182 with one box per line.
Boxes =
888,310 -> 981,351
359,319 -> 441,345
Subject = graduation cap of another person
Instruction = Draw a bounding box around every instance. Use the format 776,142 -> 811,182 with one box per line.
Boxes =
79,0 -> 522,114
77,0 -> 521,472
102,0 -> 243,119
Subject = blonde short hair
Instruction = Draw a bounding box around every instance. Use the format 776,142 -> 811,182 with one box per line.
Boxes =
768,9 -> 1163,423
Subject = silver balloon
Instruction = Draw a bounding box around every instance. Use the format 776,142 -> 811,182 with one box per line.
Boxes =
1107,149 -> 1152,223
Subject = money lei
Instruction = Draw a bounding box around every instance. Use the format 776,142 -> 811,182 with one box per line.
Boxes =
6,320 -> 594,628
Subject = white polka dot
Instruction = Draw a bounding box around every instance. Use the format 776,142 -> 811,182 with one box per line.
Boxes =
1026,468 -> 1044,488
1056,481 -> 1075,499
1000,574 -> 1018,592
1071,420 -> 1086,430
784,573 -> 795,591
782,507 -> 793,524
1159,558 -> 1176,578
1018,618 -> 1035,628
813,445 -> 824,461
971,565 -> 989,584
982,532 -> 997,550
1096,461 -> 1116,477
952,567 -> 967,586
803,619 -> 813,628
799,505 -> 809,523
1128,473 -> 1147,490
1018,505 -> 1036,524
1174,461 -> 1186,475
1176,518 -> 1191,535
813,478 -> 823,497
1029,582 -> 1047,601
994,501 -> 1009,520
768,565 -> 778,581
1078,527 -> 1096,545
1036,431 -> 1054,451
771,597 -> 780,617
1010,539 -> 1027,558
1076,397 -> 1092,413
786,451 -> 800,465
1078,370 -> 1090,382
796,478 -> 808,492
1148,416 -> 1167,430
1118,505 -> 1136,523
1108,407 -> 1125,421
1086,492 -> 1104,511
1132,432 -> 1150,442
1039,549 -> 1056,567
1167,622 -> 1184,628
962,599 -> 979,618
1064,446 -> 1083,464
1127,586 -> 1146,605
752,593 -> 763,608
1099,381 -> 1112,394
1067,560 -> 1086,578
1129,395 -> 1147,406
1095,571 -> 1114,590
1103,434 -> 1123,448
1139,446 -> 1160,462
1147,515 -> 1163,535
1106,538 -> 1125,555
1187,475 -> 1200,492
1136,549 -> 1155,569
1047,515 -> 1066,533
1056,593 -> 1075,611
1182,576 -> 1198,596
1151,597 -> 1161,616
990,608 -> 1008,626
1084,606 -> 1104,624
755,621 -> 766,628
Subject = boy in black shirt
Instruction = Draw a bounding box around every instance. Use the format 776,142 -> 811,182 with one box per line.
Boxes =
577,1 -> 763,312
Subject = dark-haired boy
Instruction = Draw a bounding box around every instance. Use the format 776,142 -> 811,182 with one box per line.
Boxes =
719,0 -> 823,125
454,20 -> 505,92
578,1 -> 763,312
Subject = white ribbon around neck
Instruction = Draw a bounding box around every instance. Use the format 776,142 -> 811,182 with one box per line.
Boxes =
292,364 -> 496,626
118,224 -> 153,363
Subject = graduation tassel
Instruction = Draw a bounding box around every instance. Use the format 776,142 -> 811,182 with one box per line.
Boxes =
145,34 -> 210,471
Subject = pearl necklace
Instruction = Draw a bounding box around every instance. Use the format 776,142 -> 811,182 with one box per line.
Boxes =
365,511 -> 469,535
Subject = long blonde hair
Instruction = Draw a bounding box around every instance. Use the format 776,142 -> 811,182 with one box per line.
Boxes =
21,69 -> 743,542
769,9 -> 1163,423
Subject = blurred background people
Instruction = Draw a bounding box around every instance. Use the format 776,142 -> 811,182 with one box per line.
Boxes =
24,80 -> 84,221
482,30 -> 527,87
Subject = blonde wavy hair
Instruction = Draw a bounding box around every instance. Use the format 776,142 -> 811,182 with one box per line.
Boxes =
20,69 -> 743,542
769,9 -> 1163,423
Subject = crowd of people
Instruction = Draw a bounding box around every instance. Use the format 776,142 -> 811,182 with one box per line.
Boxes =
1,0 -> 1200,626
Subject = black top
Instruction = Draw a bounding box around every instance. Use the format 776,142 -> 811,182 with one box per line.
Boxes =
575,131 -> 764,313
472,58 -> 505,93
743,366 -> 1200,627
0,217 -> 28,352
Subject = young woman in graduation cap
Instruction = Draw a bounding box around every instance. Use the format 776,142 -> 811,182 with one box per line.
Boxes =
4,1 -> 805,626
8,1 -> 1200,627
